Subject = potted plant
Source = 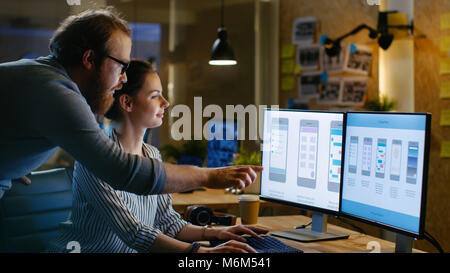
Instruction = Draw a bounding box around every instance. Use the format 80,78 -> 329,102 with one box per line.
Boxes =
363,94 -> 397,111
160,139 -> 207,167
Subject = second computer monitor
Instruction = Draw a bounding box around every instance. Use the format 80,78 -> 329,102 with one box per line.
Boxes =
260,109 -> 344,214
341,112 -> 431,238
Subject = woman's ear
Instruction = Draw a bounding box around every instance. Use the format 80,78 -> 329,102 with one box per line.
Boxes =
81,49 -> 95,71
119,94 -> 133,112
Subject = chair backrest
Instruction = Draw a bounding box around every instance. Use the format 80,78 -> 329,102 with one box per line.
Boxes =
0,168 -> 73,253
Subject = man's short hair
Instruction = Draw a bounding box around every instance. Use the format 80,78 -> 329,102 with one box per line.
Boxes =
49,7 -> 131,68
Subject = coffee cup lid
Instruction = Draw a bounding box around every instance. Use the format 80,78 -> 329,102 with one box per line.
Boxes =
238,194 -> 259,202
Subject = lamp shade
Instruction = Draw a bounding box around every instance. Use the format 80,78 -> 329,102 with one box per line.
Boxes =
378,32 -> 394,50
209,27 -> 237,65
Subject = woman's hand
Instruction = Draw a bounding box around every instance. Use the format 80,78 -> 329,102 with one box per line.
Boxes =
211,225 -> 269,242
198,240 -> 257,253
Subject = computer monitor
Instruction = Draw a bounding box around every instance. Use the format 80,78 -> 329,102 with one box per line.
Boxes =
260,109 -> 349,242
341,112 -> 431,252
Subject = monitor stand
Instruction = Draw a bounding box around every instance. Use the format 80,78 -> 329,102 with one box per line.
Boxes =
352,233 -> 414,253
394,233 -> 414,253
270,212 -> 349,242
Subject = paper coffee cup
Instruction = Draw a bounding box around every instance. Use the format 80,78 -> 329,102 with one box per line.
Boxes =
238,194 -> 260,225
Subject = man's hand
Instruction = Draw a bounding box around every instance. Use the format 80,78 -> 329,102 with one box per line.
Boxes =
205,165 -> 263,189
162,164 -> 263,194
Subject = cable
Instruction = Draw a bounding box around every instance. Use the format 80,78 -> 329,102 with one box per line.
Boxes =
220,0 -> 224,28
423,233 -> 442,253
424,231 -> 438,244
294,221 -> 312,229
423,231 -> 444,253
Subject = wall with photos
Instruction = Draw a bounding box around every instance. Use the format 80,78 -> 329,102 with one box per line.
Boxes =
279,0 -> 450,253
279,0 -> 379,110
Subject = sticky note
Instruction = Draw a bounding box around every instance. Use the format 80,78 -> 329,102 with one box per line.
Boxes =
281,76 -> 295,91
441,13 -> 450,30
281,59 -> 295,74
440,141 -> 450,158
440,58 -> 450,75
281,44 -> 295,59
441,82 -> 450,99
440,109 -> 450,126
294,64 -> 302,75
441,36 -> 450,53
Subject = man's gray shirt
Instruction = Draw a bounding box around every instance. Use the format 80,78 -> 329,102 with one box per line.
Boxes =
0,56 -> 166,196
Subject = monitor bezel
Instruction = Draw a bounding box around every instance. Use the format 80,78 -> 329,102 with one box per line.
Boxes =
338,111 -> 431,239
259,108 -> 346,218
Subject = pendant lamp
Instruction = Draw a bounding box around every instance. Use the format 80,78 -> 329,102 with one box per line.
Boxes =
209,0 -> 237,65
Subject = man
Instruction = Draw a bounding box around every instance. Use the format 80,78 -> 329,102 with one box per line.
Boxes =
0,8 -> 262,199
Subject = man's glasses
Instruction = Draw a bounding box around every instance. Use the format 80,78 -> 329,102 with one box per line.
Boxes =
107,55 -> 129,75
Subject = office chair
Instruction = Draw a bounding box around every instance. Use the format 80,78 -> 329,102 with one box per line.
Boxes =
0,168 -> 73,253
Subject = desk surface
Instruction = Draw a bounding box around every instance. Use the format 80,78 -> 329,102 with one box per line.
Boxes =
172,188 -> 276,212
237,215 -> 423,253
173,191 -> 423,253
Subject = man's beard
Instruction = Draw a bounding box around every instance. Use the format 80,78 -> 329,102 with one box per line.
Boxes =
84,70 -> 115,115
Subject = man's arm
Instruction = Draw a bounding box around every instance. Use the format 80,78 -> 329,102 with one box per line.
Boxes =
161,163 -> 263,194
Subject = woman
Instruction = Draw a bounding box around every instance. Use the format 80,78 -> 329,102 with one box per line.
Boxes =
47,59 -> 268,253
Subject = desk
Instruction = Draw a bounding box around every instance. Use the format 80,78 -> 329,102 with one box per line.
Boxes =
238,215 -> 424,253
172,188 -> 281,213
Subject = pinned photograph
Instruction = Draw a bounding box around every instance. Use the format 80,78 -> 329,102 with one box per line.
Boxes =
292,17 -> 316,45
340,77 -> 368,106
321,44 -> 346,74
298,72 -> 322,101
343,44 -> 373,75
318,77 -> 342,105
297,44 -> 321,71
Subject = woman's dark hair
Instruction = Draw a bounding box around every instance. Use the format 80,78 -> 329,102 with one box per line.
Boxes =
105,59 -> 155,121
49,7 -> 131,68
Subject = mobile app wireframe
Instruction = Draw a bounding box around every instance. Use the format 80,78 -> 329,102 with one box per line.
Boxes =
269,118 -> 289,183
328,120 -> 343,192
406,141 -> 419,184
390,139 -> 402,181
375,138 -> 387,178
297,119 -> 319,189
361,137 -> 373,177
348,136 -> 358,174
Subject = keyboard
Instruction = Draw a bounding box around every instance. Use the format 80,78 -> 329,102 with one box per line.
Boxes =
209,236 -> 303,253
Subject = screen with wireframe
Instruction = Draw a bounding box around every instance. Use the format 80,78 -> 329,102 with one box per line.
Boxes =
341,112 -> 430,236
260,109 -> 344,213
